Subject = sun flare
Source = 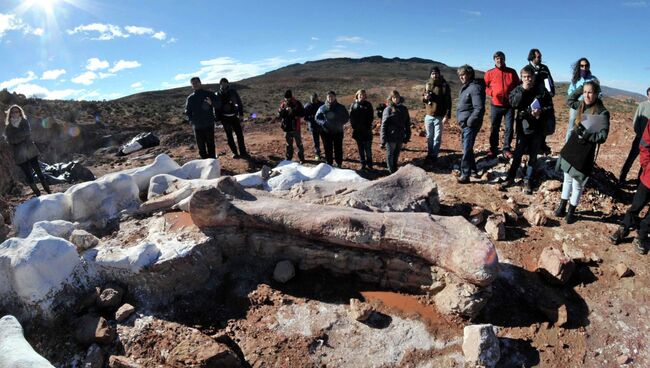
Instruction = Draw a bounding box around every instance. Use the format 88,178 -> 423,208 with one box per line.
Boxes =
23,0 -> 57,14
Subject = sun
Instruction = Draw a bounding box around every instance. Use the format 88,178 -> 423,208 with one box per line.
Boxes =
22,0 -> 57,14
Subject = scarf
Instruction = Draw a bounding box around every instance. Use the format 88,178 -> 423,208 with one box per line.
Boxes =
10,116 -> 21,127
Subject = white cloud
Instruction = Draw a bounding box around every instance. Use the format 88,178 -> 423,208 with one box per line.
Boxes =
319,48 -> 360,59
0,13 -> 43,38
125,25 -> 154,35
67,23 -> 128,40
622,1 -> 647,7
152,31 -> 166,40
41,69 -> 66,80
98,72 -> 115,79
287,48 -> 297,53
306,45 -> 314,51
0,71 -> 37,89
311,37 -> 319,41
173,56 -> 303,84
167,37 -> 177,43
11,83 -> 82,100
79,90 -> 101,100
71,71 -> 97,85
335,35 -> 370,44
86,57 -> 110,71
131,82 -> 142,88
109,60 -> 141,73
461,10 -> 482,16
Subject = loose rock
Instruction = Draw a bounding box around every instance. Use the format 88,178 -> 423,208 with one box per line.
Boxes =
524,205 -> 547,227
434,275 -> 492,318
98,286 -> 125,311
69,229 -> 100,251
115,303 -> 135,323
75,314 -> 115,345
561,243 -> 588,263
615,263 -> 633,278
273,260 -> 295,283
617,354 -> 630,364
537,246 -> 575,284
485,214 -> 506,241
462,324 -> 501,368
349,298 -> 373,322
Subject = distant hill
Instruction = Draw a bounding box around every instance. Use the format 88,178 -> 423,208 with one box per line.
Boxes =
599,85 -> 645,102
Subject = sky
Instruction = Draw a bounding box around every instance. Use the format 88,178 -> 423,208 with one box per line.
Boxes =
1,0 -> 649,101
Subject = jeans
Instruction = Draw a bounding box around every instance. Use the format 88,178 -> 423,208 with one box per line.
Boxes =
619,134 -> 642,181
193,126 -> 216,159
356,139 -> 373,167
307,121 -> 322,156
385,141 -> 403,173
507,133 -> 543,181
285,131 -> 304,161
565,108 -> 578,143
561,172 -> 588,206
460,125 -> 480,177
222,115 -> 247,155
621,181 -> 650,239
489,105 -> 514,153
424,115 -> 443,159
322,131 -> 344,166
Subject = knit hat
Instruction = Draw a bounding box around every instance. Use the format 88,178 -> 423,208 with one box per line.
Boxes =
284,90 -> 292,99
430,66 -> 441,74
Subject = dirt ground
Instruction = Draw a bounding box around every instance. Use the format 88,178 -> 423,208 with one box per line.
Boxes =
3,88 -> 648,367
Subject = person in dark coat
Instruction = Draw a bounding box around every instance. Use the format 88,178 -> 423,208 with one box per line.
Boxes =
349,89 -> 375,170
456,64 -> 486,183
278,90 -> 306,163
303,93 -> 325,161
554,81 -> 609,224
315,91 -> 349,167
422,66 -> 452,162
528,48 -> 556,155
3,104 -> 51,196
381,90 -> 411,173
216,78 -> 249,159
500,65 -> 554,194
185,77 -> 218,159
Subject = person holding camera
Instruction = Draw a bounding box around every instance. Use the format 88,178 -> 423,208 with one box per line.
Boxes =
350,89 -> 375,170
500,65 -> 554,194
185,77 -> 219,159
278,90 -> 306,163
422,66 -> 452,163
216,78 -> 249,159
315,91 -> 350,167
484,51 -> 519,159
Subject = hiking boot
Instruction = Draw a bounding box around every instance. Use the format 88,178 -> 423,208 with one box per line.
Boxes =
503,150 -> 513,159
499,178 -> 514,191
609,226 -> 629,245
554,199 -> 568,217
240,152 -> 251,159
522,179 -> 533,194
634,237 -> 649,255
457,175 -> 470,184
565,204 -> 577,224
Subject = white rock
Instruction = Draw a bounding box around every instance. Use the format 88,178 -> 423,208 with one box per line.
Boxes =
94,242 -> 161,273
273,260 -> 295,283
462,324 -> 501,368
267,162 -> 366,192
13,193 -> 72,237
0,315 -> 54,367
119,153 -> 180,192
31,220 -> 78,240
169,158 -> 220,180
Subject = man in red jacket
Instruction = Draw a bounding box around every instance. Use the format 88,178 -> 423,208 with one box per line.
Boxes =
610,119 -> 650,254
484,51 -> 519,159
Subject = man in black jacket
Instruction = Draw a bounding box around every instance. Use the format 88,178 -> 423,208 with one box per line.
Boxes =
216,78 -> 249,158
185,77 -> 218,159
456,65 -> 486,183
304,93 -> 324,161
500,65 -> 554,194
350,89 -> 375,170
528,48 -> 555,155
278,90 -> 306,162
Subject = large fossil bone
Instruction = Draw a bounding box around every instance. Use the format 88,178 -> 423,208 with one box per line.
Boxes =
0,315 -> 54,367
189,178 -> 498,286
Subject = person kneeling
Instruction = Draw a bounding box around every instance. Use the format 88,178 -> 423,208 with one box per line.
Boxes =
501,65 -> 554,194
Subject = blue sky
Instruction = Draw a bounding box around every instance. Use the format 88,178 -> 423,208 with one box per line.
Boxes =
1,0 -> 648,100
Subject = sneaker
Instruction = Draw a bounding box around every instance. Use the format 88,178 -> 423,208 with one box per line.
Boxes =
634,237 -> 649,255
503,150 -> 513,159
457,175 -> 470,184
610,226 -> 629,245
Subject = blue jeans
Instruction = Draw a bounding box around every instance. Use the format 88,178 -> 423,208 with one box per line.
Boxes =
561,173 -> 588,206
385,141 -> 402,173
461,125 -> 479,177
307,121 -> 322,156
565,108 -> 578,143
424,115 -> 443,159
489,105 -> 514,153
356,139 -> 373,167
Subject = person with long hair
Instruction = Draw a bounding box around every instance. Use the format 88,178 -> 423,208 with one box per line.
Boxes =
381,90 -> 411,173
3,105 -> 51,196
554,81 -> 609,224
565,57 -> 599,142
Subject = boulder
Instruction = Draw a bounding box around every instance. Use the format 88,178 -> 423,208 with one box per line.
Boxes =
462,324 -> 501,368
0,315 -> 54,367
537,246 -> 574,284
273,260 -> 295,283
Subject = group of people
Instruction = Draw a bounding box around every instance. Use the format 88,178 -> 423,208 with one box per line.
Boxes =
3,49 -> 650,254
